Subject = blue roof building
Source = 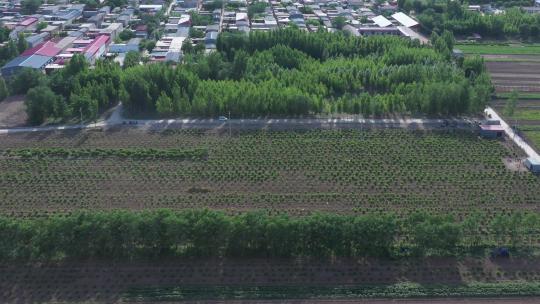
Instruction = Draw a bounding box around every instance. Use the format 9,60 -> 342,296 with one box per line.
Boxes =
1,55 -> 53,77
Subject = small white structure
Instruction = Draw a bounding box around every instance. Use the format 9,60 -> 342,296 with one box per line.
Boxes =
371,15 -> 392,27
391,12 -> 418,28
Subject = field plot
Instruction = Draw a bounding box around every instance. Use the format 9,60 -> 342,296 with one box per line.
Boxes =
485,61 -> 540,93
3,258 -> 540,303
0,128 -> 538,222
458,43 -> 540,150
455,44 -> 540,56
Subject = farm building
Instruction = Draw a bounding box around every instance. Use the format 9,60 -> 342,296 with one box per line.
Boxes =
371,15 -> 392,27
524,157 -> 540,174
391,12 -> 418,28
480,124 -> 504,139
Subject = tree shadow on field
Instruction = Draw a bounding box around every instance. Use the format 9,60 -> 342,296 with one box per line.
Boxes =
0,257 -> 469,303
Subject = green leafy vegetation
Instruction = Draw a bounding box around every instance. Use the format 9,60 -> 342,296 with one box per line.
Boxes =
124,281 -> 540,301
1,209 -> 539,261
497,92 -> 540,99
189,12 -> 213,26
0,129 -> 538,223
119,29 -> 489,118
3,147 -> 208,160
20,0 -> 42,14
14,29 -> 491,125
248,1 -> 268,19
456,43 -> 540,55
118,29 -> 135,41
401,0 -> 540,39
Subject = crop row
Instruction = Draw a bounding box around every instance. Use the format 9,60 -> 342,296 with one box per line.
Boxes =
2,147 -> 208,160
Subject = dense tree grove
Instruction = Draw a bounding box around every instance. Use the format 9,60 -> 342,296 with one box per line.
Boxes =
400,0 -> 540,39
19,55 -> 122,124
0,209 -> 539,261
20,29 -> 491,124
120,29 -> 490,118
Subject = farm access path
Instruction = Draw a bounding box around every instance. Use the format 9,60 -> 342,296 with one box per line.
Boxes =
1,104 -> 538,160
0,103 -> 477,134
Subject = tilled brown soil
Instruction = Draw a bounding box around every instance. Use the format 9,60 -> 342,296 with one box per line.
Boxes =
2,258 -> 540,303
485,60 -> 540,93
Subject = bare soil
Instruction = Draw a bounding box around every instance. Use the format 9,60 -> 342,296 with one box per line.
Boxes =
2,257 -> 540,303
0,95 -> 27,128
484,60 -> 540,93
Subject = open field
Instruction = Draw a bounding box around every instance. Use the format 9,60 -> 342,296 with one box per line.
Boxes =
3,258 -> 540,303
456,43 -> 540,55
485,61 -> 540,93
472,45 -> 540,150
0,128 -> 538,222
2,128 -> 540,303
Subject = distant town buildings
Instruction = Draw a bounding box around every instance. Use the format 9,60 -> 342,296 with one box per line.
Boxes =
0,0 -> 429,77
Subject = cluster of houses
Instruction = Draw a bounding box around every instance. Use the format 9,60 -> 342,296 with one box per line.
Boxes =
0,2 -> 140,75
0,0 -> 429,76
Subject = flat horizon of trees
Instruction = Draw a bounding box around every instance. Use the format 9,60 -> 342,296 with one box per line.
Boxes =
400,0 -> 540,40
0,209 -> 539,261
18,28 -> 492,125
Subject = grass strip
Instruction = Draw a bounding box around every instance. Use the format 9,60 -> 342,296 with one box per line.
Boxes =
455,44 -> 540,55
122,282 -> 540,301
496,92 -> 540,99
2,147 -> 208,160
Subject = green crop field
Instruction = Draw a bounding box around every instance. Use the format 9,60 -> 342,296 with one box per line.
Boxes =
456,43 -> 540,55
0,128 -> 538,225
496,92 -> 540,99
508,109 -> 540,121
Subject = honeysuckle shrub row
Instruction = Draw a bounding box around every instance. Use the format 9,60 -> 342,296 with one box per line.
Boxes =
3,147 -> 208,160
1,209 -> 539,261
123,281 -> 540,301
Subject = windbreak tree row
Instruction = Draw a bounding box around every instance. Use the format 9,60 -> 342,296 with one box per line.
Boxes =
1,209 -> 539,261
19,29 -> 491,125
403,0 -> 540,39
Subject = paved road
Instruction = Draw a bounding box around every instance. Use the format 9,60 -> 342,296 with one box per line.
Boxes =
485,106 -> 540,161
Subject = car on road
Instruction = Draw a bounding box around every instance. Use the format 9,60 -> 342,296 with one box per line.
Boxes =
218,116 -> 228,121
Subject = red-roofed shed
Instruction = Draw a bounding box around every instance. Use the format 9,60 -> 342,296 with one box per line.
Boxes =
19,17 -> 38,27
480,124 -> 504,139
21,41 -> 61,57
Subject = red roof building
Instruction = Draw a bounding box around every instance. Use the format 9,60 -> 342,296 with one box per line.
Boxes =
21,41 -> 61,57
19,17 -> 38,27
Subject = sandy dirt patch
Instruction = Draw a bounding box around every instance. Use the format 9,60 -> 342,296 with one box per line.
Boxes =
0,95 -> 27,127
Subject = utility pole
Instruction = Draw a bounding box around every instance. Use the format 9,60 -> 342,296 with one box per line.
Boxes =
229,110 -> 231,137
80,107 -> 83,125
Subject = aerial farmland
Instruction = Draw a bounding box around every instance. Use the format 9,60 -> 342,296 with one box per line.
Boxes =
1,0 -> 540,302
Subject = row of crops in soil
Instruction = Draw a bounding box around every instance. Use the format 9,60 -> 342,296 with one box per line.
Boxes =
0,129 -> 539,224
123,281 -> 540,301
1,209 -> 540,261
2,147 -> 208,160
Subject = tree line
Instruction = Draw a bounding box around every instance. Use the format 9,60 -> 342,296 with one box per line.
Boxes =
0,209 -> 539,261
401,0 -> 540,40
